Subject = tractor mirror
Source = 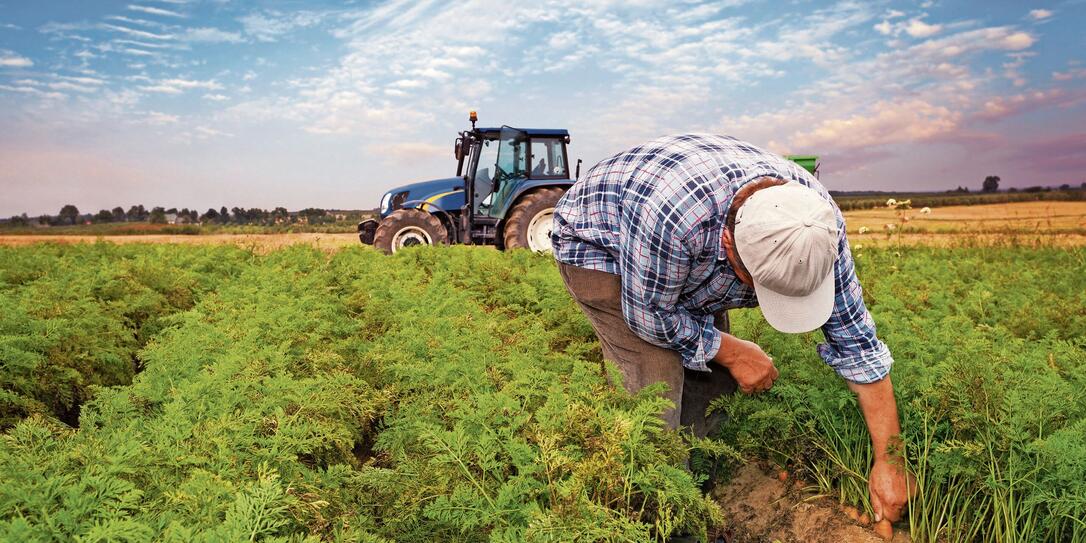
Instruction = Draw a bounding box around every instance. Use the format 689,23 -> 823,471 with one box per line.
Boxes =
454,137 -> 464,160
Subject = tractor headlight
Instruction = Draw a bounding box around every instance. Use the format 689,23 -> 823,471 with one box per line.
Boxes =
380,193 -> 392,213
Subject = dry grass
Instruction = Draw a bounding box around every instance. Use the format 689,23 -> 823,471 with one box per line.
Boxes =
2,202 -> 1084,249
845,201 -> 1086,247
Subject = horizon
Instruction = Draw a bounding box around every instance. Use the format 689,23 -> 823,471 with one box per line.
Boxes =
2,0 -> 1085,217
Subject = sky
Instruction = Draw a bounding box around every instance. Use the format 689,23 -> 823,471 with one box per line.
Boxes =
1,0 -> 1084,217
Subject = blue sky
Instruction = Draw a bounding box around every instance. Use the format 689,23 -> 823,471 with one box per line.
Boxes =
1,0 -> 1084,216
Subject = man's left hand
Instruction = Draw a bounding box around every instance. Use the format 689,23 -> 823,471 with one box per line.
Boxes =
869,458 -> 916,523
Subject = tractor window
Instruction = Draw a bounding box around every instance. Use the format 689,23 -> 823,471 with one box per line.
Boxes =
529,138 -> 567,178
496,128 -> 528,180
473,139 -> 500,213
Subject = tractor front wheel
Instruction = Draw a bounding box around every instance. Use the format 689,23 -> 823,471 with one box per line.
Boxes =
503,187 -> 565,252
373,209 -> 448,254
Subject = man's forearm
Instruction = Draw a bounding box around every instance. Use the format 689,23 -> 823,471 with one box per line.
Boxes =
847,376 -> 901,461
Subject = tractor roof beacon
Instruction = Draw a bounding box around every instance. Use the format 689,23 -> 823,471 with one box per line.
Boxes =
359,112 -> 820,254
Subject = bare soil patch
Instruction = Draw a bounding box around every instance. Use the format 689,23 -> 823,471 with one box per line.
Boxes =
713,464 -> 911,543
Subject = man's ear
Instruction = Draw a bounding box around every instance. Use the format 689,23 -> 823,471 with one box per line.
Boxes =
721,227 -> 735,254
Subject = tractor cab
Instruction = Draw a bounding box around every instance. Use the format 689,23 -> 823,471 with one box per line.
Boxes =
360,112 -> 577,253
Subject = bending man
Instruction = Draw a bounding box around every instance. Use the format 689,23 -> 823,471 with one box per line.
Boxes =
551,134 -> 911,523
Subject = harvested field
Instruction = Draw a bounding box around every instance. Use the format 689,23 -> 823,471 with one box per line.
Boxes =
2,201 -> 1084,249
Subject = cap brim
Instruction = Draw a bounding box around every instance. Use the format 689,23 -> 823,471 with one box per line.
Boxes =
752,269 -> 836,334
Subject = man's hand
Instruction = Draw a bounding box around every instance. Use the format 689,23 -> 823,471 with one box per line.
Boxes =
713,333 -> 778,394
869,458 -> 915,523
848,376 -> 916,524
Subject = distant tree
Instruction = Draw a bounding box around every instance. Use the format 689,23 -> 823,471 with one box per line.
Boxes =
1081,182 -> 1086,190
58,205 -> 80,225
230,207 -> 244,223
38,215 -> 50,226
1008,187 -> 1018,193
93,209 -> 114,223
111,206 -> 126,222
149,206 -> 167,224
219,206 -> 230,223
1059,183 -> 1071,191
201,208 -> 220,223
954,185 -> 970,193
8,213 -> 29,227
982,175 -> 1000,193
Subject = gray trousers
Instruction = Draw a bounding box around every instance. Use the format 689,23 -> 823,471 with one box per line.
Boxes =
558,262 -> 737,435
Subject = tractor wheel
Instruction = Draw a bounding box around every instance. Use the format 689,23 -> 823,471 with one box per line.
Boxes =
373,209 -> 448,254
503,187 -> 565,252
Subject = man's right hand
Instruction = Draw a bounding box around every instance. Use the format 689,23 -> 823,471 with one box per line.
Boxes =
714,333 -> 778,394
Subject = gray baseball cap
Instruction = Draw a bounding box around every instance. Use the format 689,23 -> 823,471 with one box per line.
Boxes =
733,182 -> 840,333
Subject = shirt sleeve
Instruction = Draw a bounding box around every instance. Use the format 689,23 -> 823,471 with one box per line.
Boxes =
617,195 -> 721,372
818,219 -> 894,383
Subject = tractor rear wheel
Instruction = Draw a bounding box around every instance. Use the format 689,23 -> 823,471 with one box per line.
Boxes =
503,187 -> 565,252
373,209 -> 448,254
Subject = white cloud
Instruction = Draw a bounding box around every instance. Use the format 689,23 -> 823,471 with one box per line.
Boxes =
183,27 -> 244,43
1028,9 -> 1053,21
239,11 -> 325,42
0,50 -> 33,68
203,93 -> 230,101
140,78 -> 223,94
905,18 -> 942,38
102,23 -> 174,40
128,5 -> 186,18
144,111 -> 180,124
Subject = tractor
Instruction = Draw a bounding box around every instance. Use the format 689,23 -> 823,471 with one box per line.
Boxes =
358,112 -> 577,253
359,112 -> 820,253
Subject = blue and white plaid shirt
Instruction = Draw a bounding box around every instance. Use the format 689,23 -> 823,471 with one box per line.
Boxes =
552,134 -> 893,384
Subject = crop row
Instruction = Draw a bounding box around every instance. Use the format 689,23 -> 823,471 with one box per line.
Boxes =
1,245 -> 718,542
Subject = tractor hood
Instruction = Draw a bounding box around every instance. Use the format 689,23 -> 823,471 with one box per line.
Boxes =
380,177 -> 464,218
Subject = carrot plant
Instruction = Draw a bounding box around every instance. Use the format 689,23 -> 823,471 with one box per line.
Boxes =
714,246 -> 1086,542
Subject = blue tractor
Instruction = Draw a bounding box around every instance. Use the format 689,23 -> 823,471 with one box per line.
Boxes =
359,112 -> 578,253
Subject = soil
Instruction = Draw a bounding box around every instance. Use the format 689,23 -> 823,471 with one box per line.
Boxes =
711,463 -> 911,543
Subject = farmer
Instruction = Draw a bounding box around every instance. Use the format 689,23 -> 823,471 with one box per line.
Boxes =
551,134 -> 912,524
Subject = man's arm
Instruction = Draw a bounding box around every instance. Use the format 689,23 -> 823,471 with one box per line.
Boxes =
818,222 -> 913,522
848,376 -> 914,523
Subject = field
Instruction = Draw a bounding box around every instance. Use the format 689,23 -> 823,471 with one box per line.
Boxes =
1,230 -> 1084,542
3,201 -> 1085,252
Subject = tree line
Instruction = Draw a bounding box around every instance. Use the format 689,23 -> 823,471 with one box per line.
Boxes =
6,205 -> 353,227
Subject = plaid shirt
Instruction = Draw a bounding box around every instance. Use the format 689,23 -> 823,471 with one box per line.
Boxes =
552,134 -> 893,384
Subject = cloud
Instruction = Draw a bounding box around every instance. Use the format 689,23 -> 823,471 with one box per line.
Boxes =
977,88 -> 1086,122
1053,68 -> 1086,81
0,50 -> 33,68
368,141 -> 448,160
203,93 -> 229,101
140,78 -> 223,94
904,18 -> 942,38
791,99 -> 962,150
102,23 -> 174,40
144,111 -> 180,124
876,16 -> 943,38
127,5 -> 186,18
239,11 -> 325,42
1028,9 -> 1053,21
183,27 -> 244,43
